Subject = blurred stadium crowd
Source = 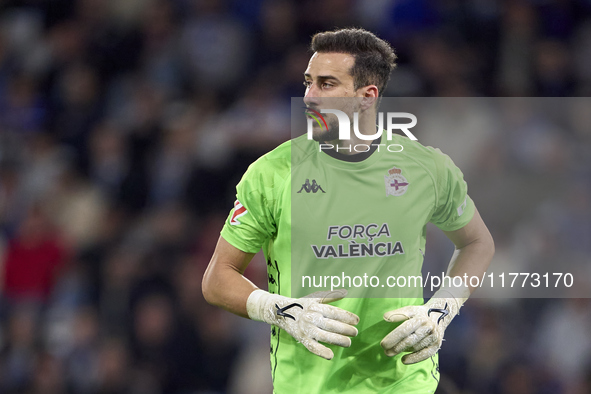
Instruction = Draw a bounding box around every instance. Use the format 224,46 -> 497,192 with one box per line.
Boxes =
0,0 -> 590,393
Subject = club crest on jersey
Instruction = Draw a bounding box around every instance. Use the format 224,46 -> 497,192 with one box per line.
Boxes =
230,200 -> 248,225
384,166 -> 409,197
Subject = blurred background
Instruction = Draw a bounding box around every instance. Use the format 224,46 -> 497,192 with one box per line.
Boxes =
0,0 -> 590,393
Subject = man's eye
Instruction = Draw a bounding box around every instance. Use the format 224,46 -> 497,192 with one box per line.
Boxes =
303,81 -> 312,87
322,83 -> 333,88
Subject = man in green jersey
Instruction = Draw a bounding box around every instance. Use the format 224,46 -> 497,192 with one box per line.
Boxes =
203,28 -> 495,393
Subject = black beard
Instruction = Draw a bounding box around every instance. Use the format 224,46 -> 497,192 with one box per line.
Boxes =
311,119 -> 340,142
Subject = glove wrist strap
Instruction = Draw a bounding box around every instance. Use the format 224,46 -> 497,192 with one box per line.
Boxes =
427,281 -> 471,324
246,289 -> 270,322
246,289 -> 287,324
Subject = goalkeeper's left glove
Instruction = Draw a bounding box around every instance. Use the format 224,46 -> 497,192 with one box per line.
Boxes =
380,284 -> 470,364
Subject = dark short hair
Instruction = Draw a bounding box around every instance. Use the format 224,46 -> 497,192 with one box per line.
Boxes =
310,28 -> 397,96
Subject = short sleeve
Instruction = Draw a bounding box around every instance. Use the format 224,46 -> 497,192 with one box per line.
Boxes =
220,161 -> 278,253
429,149 -> 475,232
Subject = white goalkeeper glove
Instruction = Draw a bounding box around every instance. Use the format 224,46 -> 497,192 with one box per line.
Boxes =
246,289 -> 359,360
380,284 -> 470,364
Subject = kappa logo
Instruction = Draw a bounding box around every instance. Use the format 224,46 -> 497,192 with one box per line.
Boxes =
384,166 -> 409,197
297,179 -> 326,194
230,200 -> 248,225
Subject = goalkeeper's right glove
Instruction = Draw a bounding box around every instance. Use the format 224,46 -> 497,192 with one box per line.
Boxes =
246,289 -> 359,360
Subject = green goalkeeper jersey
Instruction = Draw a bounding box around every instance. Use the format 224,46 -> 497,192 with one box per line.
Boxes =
221,134 -> 475,394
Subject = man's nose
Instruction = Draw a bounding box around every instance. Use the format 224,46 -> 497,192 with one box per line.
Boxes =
303,84 -> 321,107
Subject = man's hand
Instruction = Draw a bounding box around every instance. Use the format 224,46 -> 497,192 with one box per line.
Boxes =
247,289 -> 359,360
380,286 -> 469,364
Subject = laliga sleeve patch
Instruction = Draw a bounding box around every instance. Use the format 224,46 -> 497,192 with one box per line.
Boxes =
230,200 -> 248,225
457,196 -> 467,217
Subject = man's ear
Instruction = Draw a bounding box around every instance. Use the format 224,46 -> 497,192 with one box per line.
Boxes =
358,85 -> 379,111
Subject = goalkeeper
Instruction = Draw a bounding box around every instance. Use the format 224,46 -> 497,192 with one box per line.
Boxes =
203,28 -> 494,393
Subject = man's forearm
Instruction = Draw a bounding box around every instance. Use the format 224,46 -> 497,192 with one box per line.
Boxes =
202,237 -> 258,318
202,262 -> 258,318
445,236 -> 495,294
442,208 -> 495,295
